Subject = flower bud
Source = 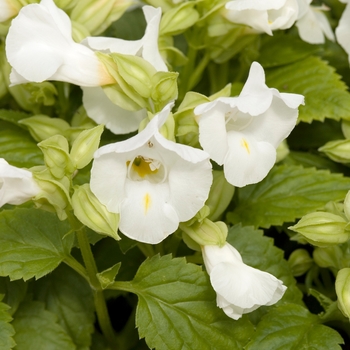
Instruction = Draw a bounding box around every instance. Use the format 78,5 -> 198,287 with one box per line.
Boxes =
72,184 -> 120,240
313,246 -> 343,269
342,120 -> 350,139
276,140 -> 289,163
38,135 -> 74,179
206,170 -> 235,221
19,115 -> 70,142
151,71 -> 179,111
180,218 -> 228,247
335,268 -> 350,319
160,2 -> 199,36
289,212 -> 350,247
70,125 -> 104,169
71,20 -> 91,42
319,139 -> 350,163
288,249 -> 313,277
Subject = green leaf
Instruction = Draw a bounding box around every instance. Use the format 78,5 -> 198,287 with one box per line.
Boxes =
227,165 -> 350,228
245,304 -> 344,350
97,262 -> 122,289
227,225 -> 303,307
0,296 -> 15,350
0,208 -> 74,281
12,301 -> 75,350
266,56 -> 350,123
34,264 -> 95,350
131,254 -> 254,350
0,278 -> 27,316
0,109 -> 30,125
0,121 -> 43,168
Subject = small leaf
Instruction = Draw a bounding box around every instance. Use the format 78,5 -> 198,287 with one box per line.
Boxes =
245,304 -> 344,350
266,56 -> 350,123
0,208 -> 74,281
0,278 -> 27,316
12,301 -> 75,350
227,165 -> 350,228
0,296 -> 15,350
131,254 -> 254,350
97,262 -> 121,289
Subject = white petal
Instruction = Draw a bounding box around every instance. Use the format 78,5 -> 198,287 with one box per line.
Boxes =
223,131 -> 277,187
336,3 -> 350,61
119,180 -> 179,244
82,87 -> 146,134
314,9 -> 334,41
296,8 -> 326,44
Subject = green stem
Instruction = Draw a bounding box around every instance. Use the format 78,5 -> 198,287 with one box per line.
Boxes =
109,281 -> 135,293
66,211 -> 118,349
63,255 -> 89,284
137,242 -> 156,258
178,45 -> 197,101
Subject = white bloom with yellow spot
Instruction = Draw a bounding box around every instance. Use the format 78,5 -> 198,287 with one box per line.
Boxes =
194,61 -> 304,188
90,103 -> 213,244
6,0 -> 114,86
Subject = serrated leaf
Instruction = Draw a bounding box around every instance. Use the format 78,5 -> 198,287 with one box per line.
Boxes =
0,278 -> 27,316
12,301 -> 75,350
131,254 -> 254,350
227,225 -> 303,307
97,262 -> 121,289
245,304 -> 343,350
266,56 -> 350,123
227,165 -> 350,228
0,121 -> 43,168
0,296 -> 15,350
34,264 -> 95,350
0,208 -> 74,281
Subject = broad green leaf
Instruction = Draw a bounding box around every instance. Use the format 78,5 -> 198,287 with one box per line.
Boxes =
245,304 -> 343,350
34,264 -> 95,350
266,56 -> 350,123
0,278 -> 27,316
227,165 -> 350,228
0,296 -> 15,350
0,109 -> 30,125
12,301 -> 75,350
0,121 -> 43,168
227,225 -> 303,307
0,208 -> 74,281
131,254 -> 254,350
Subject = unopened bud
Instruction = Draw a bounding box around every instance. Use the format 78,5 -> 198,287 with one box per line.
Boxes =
319,139 -> 350,163
335,268 -> 350,319
313,246 -> 343,269
288,249 -> 313,277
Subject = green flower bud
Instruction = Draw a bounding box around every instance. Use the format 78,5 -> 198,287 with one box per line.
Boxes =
72,184 -> 120,240
276,140 -> 290,163
160,2 -> 199,36
206,170 -> 234,221
32,166 -> 71,220
289,212 -> 350,247
53,0 -> 79,10
151,71 -> 179,111
319,139 -> 350,163
70,125 -> 104,169
335,268 -> 350,319
313,246 -> 344,269
288,249 -> 313,277
180,218 -> 228,247
71,20 -> 91,42
38,135 -> 74,179
343,190 -> 350,221
342,120 -> 350,139
19,115 -> 70,142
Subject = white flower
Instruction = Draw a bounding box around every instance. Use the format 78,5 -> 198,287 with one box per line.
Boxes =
202,243 -> 286,320
90,103 -> 213,244
224,0 -> 298,35
336,0 -> 350,64
5,0 -> 114,86
0,159 -> 40,206
194,61 -> 304,188
81,5 -> 166,135
295,0 -> 334,44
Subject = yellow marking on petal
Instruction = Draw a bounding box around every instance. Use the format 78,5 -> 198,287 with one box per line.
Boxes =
241,138 -> 250,154
143,193 -> 151,214
131,157 -> 159,178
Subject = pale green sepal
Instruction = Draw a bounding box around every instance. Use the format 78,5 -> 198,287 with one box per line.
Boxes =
341,120 -> 350,139
151,71 -> 178,112
313,246 -> 344,270
70,125 -> 104,169
160,2 -> 199,36
335,268 -> 350,319
160,43 -> 188,67
182,231 -> 201,251
180,218 -> 227,247
71,20 -> 91,42
209,83 -> 232,101
206,170 -> 235,221
288,249 -> 313,277
319,139 -> 350,163
289,212 -> 350,247
19,115 -> 70,142
96,263 -> 122,289
32,167 -> 71,220
38,135 -> 74,179
276,140 -> 290,163
72,184 -> 120,240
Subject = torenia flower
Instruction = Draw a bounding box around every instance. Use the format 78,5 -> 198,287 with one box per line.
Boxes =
336,0 -> 350,64
224,0 -> 298,36
295,0 -> 334,44
0,159 -> 40,206
5,0 -> 114,86
81,6 -> 166,134
202,243 -> 286,320
90,103 -> 213,244
194,61 -> 304,188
